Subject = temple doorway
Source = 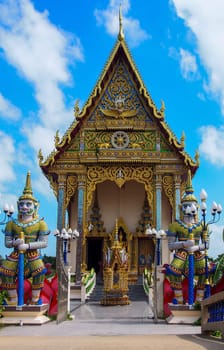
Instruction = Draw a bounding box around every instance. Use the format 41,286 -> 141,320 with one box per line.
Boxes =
87,238 -> 103,275
138,238 -> 154,274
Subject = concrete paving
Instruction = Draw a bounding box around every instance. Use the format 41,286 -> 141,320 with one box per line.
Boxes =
0,299 -> 201,336
0,299 -> 223,350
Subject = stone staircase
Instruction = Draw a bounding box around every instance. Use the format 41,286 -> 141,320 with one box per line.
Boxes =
129,282 -> 148,302
87,277 -> 147,303
86,278 -> 104,302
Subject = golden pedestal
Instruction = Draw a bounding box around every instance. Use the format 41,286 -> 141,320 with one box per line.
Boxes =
166,304 -> 201,324
0,304 -> 50,325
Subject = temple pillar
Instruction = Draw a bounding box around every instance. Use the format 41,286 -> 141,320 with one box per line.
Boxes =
155,174 -> 162,265
155,174 -> 162,231
174,175 -> 181,220
57,174 -> 66,229
155,174 -> 164,319
76,174 -> 86,282
56,174 -> 68,324
56,174 -> 66,269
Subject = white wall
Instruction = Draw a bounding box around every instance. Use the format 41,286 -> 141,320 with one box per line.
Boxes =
96,180 -> 145,233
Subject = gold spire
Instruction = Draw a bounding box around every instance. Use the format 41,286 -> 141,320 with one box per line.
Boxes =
181,169 -> 197,203
18,171 -> 37,203
118,3 -> 124,41
185,169 -> 193,194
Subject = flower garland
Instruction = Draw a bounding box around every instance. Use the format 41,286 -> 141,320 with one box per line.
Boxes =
12,217 -> 42,228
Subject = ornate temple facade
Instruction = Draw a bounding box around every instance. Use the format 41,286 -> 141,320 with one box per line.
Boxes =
39,23 -> 199,290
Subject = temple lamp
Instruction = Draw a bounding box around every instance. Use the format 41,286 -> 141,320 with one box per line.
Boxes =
54,228 -> 79,265
0,203 -> 14,225
200,189 -> 222,298
185,203 -> 197,307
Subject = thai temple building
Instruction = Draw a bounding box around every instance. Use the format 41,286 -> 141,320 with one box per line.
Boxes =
39,11 -> 199,317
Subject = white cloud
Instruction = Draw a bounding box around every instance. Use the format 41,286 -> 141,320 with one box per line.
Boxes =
172,0 -> 224,114
199,125 -> 224,166
208,223 -> 224,258
0,131 -> 16,186
22,124 -> 56,157
0,93 -> 21,120
0,0 -> 84,155
179,48 -> 198,80
94,0 -> 150,47
32,170 -> 55,200
171,1 -> 224,169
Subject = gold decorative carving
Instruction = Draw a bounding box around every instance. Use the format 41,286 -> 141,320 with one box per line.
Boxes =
100,97 -> 137,119
98,142 -> 110,149
95,119 -> 146,130
86,166 -> 153,212
92,62 -> 149,123
65,175 -> 77,209
162,175 -> 174,208
66,135 -> 80,151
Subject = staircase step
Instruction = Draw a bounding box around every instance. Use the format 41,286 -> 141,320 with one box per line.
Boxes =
87,282 -> 147,302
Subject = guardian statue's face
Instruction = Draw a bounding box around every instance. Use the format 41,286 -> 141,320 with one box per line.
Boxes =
17,199 -> 36,218
181,201 -> 198,223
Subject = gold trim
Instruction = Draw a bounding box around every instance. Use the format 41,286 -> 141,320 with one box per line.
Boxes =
162,175 -> 174,209
86,166 -> 153,213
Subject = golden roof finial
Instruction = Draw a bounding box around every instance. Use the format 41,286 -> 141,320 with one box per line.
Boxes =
74,99 -> 80,119
195,149 -> 200,165
54,130 -> 60,148
180,131 -> 185,148
160,100 -> 165,113
118,3 -> 124,41
38,149 -> 43,164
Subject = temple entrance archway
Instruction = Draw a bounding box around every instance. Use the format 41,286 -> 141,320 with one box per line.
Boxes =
93,179 -> 147,234
86,180 -> 154,281
87,238 -> 103,275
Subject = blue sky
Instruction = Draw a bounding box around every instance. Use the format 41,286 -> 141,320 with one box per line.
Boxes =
0,0 -> 224,258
